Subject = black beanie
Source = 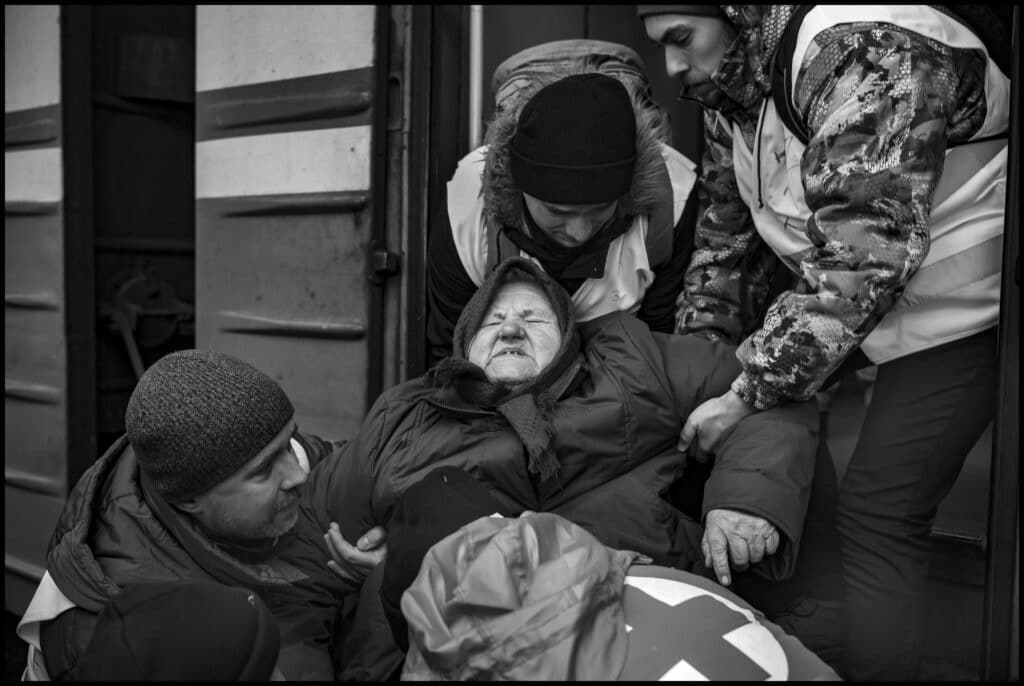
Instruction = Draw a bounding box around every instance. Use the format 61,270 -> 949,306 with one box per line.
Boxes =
380,467 -> 510,652
126,350 -> 295,503
70,581 -> 281,681
510,73 -> 636,205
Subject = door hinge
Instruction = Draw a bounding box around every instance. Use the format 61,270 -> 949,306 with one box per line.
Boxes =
369,249 -> 401,284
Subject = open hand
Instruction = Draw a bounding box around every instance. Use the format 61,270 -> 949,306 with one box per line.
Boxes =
678,390 -> 755,462
702,508 -> 779,586
323,523 -> 387,584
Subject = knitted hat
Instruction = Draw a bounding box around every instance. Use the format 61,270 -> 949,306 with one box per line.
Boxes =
126,350 -> 295,503
636,5 -> 723,18
71,581 -> 280,681
510,73 -> 636,204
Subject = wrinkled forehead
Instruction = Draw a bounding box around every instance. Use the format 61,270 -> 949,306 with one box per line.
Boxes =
484,282 -> 556,318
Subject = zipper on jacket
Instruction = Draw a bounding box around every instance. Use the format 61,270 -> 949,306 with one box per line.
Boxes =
553,363 -> 585,401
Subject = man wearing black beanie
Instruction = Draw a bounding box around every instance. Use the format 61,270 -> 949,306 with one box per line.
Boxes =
17,350 -> 386,681
427,47 -> 701,364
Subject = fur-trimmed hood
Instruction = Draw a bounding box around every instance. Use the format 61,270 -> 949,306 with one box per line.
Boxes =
481,60 -> 673,232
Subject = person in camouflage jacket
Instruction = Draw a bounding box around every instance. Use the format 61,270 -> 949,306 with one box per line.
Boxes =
638,4 -> 1009,680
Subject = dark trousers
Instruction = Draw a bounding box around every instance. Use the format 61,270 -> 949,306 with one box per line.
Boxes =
833,327 -> 998,680
727,434 -> 846,672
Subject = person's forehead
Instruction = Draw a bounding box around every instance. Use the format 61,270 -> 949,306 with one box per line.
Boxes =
488,282 -> 554,312
643,13 -> 704,40
540,198 -> 616,213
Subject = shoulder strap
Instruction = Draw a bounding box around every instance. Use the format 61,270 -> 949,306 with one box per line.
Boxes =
484,221 -> 519,274
770,5 -> 816,146
644,155 -> 676,270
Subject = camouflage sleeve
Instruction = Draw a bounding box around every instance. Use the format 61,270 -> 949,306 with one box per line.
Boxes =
732,24 -> 987,410
675,109 -> 763,344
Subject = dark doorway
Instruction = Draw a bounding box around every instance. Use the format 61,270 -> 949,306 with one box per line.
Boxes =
89,6 -> 196,457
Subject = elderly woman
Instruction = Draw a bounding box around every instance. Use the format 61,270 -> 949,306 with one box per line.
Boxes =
287,257 -> 823,677
322,256 -> 816,575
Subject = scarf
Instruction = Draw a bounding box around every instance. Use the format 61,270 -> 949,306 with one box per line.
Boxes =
501,201 -> 632,293
429,258 -> 586,482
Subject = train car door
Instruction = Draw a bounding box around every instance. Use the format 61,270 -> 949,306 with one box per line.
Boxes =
5,5 -> 77,615
5,4 -> 197,616
194,6 -> 393,441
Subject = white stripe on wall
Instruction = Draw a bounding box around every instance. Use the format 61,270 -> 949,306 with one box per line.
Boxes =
4,148 -> 63,203
196,126 -> 371,198
4,5 -> 61,112
197,5 -> 375,92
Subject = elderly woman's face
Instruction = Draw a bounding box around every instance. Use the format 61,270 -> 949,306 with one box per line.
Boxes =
467,282 -> 563,383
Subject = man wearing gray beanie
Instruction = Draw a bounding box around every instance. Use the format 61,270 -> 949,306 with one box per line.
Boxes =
17,350 -> 386,681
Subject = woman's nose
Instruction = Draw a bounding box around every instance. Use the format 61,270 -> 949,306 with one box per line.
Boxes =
498,319 -> 525,338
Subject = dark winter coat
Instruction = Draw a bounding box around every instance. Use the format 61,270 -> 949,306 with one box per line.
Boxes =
314,311 -> 818,574
33,432 -> 347,681
292,308 -> 818,679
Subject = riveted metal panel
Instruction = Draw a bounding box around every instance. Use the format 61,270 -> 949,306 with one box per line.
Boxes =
4,6 -> 61,113
196,5 -> 375,91
196,197 -> 371,439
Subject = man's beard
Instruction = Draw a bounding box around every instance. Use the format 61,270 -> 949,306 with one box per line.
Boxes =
206,493 -> 300,541
264,495 -> 300,538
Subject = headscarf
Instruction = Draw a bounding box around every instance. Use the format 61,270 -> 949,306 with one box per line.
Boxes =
428,257 -> 584,482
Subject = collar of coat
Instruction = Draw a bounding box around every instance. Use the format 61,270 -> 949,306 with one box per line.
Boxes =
427,356 -> 586,417
687,5 -> 796,127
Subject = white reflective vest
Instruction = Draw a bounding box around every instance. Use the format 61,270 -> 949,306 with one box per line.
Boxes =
17,571 -> 73,680
446,143 -> 698,323
726,5 -> 1009,364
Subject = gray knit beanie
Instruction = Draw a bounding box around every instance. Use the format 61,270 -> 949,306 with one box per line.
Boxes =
126,350 -> 295,503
